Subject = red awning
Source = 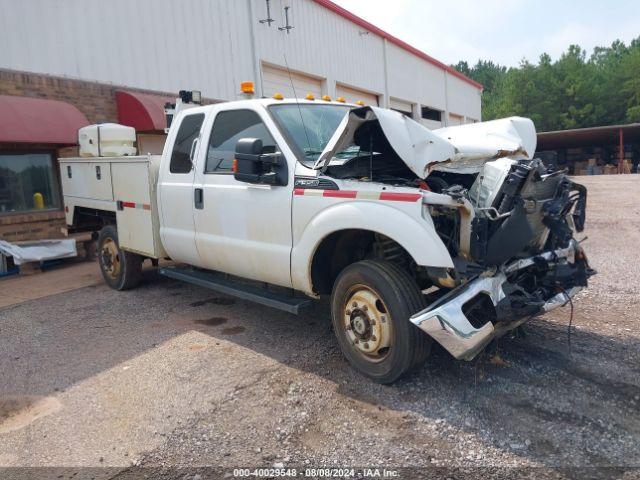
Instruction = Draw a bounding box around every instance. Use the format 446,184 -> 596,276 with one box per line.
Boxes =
0,95 -> 89,145
115,90 -> 173,132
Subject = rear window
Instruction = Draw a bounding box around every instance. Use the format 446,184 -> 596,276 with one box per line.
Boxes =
170,113 -> 205,174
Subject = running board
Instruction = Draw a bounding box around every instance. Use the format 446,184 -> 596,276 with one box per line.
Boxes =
159,266 -> 314,315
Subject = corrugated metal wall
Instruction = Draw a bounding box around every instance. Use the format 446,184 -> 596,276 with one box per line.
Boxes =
0,0 -> 481,126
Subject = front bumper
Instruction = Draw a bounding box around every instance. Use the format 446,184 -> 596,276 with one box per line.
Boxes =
410,242 -> 584,361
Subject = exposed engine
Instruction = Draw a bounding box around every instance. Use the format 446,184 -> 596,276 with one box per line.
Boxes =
324,149 -> 594,324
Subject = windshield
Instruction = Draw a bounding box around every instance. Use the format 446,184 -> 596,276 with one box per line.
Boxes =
269,104 -> 351,166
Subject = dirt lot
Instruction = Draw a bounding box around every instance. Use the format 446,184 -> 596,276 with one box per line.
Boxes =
1,175 -> 639,479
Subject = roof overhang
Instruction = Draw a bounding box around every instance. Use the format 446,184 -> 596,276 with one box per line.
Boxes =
537,123 -> 640,150
115,90 -> 173,133
0,95 -> 89,145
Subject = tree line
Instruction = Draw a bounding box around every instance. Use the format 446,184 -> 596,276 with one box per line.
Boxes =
453,37 -> 640,132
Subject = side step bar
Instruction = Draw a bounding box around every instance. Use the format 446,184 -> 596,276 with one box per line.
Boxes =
159,266 -> 314,315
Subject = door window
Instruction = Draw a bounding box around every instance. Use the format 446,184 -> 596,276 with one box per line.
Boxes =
169,113 -> 205,174
205,110 -> 276,173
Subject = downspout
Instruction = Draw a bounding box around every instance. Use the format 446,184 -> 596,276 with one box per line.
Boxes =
443,70 -> 450,127
382,38 -> 390,108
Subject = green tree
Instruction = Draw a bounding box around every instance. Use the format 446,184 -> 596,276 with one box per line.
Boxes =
452,36 -> 640,131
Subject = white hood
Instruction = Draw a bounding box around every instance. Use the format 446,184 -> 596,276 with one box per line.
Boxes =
313,106 -> 537,178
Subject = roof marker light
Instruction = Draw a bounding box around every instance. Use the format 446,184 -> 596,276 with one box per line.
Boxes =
336,96 -> 346,103
322,95 -> 331,101
273,92 -> 284,100
356,100 -> 365,106
240,81 -> 255,94
305,93 -> 315,100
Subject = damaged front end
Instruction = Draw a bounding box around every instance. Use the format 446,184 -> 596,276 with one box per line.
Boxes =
414,159 -> 595,360
411,241 -> 591,360
313,105 -> 595,360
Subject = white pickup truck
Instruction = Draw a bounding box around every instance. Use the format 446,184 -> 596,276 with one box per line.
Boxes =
60,95 -> 593,383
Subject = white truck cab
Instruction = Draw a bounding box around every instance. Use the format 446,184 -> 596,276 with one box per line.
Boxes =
61,95 -> 594,383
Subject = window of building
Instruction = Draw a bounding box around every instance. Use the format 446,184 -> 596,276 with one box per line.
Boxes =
421,106 -> 442,122
169,113 -> 205,174
0,153 -> 61,214
205,110 -> 276,173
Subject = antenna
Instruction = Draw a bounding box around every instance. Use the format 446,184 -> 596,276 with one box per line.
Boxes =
278,6 -> 294,33
259,0 -> 274,26
283,52 -> 312,153
277,4 -> 310,155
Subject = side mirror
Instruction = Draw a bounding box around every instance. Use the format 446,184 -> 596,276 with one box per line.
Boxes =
234,138 -> 287,186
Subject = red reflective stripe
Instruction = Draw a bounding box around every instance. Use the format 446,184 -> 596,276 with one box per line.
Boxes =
379,192 -> 422,202
293,189 -> 421,202
323,190 -> 358,198
119,201 -> 151,210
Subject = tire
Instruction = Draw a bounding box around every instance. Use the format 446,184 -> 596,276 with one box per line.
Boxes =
330,259 -> 431,384
97,225 -> 143,290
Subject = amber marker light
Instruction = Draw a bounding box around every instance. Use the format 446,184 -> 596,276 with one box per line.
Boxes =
240,81 -> 255,94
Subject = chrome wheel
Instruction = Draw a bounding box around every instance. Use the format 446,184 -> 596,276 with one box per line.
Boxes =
100,237 -> 121,280
343,285 -> 392,362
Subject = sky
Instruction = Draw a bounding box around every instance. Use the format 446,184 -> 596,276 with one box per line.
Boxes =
332,0 -> 640,67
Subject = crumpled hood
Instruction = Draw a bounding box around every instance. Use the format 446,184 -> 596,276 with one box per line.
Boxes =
313,106 -> 537,178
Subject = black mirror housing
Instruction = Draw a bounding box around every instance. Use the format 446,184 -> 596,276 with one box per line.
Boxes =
234,138 -> 287,186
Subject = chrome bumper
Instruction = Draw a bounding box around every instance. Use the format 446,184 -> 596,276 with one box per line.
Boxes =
410,243 -> 582,361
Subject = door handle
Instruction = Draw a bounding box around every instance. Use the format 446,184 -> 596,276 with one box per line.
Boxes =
194,188 -> 204,209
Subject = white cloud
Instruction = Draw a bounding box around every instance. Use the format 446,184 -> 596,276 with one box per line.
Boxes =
332,0 -> 640,66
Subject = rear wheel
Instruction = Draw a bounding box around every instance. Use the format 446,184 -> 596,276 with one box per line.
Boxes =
331,260 -> 431,384
97,225 -> 143,290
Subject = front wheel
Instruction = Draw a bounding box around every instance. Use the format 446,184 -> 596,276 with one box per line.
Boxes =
330,260 -> 431,384
97,225 -> 143,290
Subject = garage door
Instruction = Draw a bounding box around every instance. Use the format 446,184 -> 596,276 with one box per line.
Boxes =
262,64 -> 322,99
448,113 -> 464,126
336,84 -> 378,106
390,98 -> 414,117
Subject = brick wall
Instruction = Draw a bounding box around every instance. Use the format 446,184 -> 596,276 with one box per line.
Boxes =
0,68 -> 178,124
0,210 -> 66,243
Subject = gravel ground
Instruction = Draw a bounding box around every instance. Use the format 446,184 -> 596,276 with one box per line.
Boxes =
0,175 -> 639,479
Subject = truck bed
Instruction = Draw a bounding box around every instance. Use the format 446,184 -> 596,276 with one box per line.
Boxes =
59,155 -> 166,259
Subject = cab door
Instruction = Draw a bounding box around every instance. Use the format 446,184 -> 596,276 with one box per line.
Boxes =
157,111 -> 205,266
192,106 -> 293,288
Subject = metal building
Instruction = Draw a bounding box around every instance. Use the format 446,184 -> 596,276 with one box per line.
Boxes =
0,0 -> 482,245
0,0 -> 482,128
